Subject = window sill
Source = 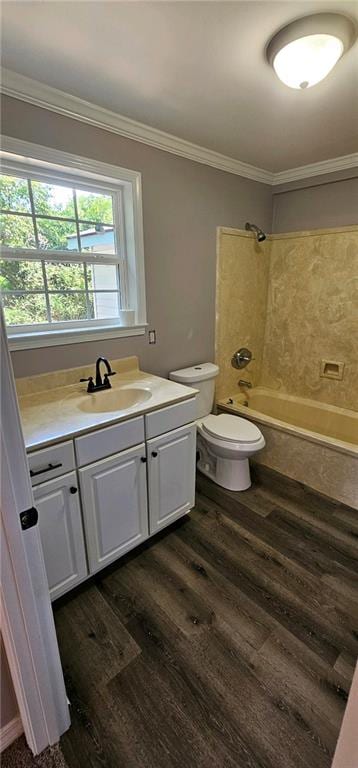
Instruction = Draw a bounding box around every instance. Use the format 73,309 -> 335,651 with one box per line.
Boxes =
7,323 -> 147,351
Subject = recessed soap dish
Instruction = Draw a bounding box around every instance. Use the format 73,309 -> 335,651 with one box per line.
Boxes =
320,360 -> 344,380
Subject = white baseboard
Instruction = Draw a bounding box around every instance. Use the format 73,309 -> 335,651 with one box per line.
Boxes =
0,715 -> 23,752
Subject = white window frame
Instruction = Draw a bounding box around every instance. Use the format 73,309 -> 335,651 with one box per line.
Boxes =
0,137 -> 147,350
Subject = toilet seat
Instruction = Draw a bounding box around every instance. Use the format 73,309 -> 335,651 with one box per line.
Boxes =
201,413 -> 262,444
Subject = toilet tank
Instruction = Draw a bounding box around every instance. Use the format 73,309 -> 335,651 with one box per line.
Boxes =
169,363 -> 219,419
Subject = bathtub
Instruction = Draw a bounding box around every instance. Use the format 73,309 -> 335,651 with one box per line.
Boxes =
217,387 -> 358,509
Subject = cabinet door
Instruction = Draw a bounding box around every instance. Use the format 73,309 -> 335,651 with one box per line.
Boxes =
147,423 -> 196,534
33,471 -> 88,601
79,443 -> 148,574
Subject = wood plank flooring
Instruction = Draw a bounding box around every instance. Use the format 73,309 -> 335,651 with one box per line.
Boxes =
54,465 -> 358,768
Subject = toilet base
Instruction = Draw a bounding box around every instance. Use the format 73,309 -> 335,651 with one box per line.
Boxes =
198,456 -> 252,491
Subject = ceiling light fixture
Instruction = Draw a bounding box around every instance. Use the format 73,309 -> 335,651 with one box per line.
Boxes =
266,13 -> 356,89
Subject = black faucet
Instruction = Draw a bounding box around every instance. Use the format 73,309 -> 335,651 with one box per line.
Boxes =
80,357 -> 116,393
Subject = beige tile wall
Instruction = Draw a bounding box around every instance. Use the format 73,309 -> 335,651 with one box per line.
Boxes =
261,227 -> 358,412
216,226 -> 358,412
215,228 -> 270,400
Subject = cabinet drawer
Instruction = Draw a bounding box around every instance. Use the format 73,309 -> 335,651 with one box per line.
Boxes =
75,416 -> 144,467
145,398 -> 196,439
28,441 -> 75,486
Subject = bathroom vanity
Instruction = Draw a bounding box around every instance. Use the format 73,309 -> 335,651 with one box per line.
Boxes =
18,357 -> 197,600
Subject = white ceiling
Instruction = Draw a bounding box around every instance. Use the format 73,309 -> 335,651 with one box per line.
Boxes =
1,1 -> 358,172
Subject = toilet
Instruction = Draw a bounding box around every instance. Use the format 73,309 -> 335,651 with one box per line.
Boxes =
169,363 -> 265,491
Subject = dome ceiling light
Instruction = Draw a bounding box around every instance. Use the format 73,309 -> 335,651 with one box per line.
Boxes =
266,13 -> 356,89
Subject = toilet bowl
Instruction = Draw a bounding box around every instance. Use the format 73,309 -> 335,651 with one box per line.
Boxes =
197,413 -> 265,491
169,363 -> 265,491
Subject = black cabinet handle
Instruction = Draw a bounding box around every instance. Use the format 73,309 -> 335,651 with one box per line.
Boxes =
141,457 -> 147,463
30,462 -> 62,478
151,451 -> 158,458
69,486 -> 78,494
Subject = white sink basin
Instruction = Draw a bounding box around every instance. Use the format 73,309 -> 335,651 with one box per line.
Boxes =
77,387 -> 152,413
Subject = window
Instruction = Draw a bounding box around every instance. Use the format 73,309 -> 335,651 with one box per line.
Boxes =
0,139 -> 146,349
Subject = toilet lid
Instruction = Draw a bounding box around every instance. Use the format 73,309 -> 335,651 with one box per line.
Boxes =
202,413 -> 262,443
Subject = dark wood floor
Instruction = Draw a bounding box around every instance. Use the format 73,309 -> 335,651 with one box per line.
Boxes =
54,465 -> 358,768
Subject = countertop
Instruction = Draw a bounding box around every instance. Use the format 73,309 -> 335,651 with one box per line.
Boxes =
17,356 -> 198,451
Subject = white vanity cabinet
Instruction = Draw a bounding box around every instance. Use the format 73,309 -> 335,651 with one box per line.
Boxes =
33,471 -> 88,600
27,396 -> 196,600
78,443 -> 149,574
147,423 -> 196,534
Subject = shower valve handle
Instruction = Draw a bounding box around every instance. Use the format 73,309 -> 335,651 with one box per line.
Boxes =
231,348 -> 254,370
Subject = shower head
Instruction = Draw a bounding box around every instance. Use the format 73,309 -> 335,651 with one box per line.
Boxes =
245,222 -> 266,242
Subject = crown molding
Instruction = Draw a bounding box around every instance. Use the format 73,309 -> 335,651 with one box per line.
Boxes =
272,153 -> 358,186
0,69 -> 273,185
1,68 -> 357,186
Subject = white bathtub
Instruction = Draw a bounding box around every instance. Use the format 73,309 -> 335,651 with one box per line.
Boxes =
217,387 -> 358,509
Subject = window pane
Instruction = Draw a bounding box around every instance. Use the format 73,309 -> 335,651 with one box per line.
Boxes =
0,175 -> 31,213
37,218 -> 78,251
49,292 -> 88,322
0,260 -> 44,291
2,293 -> 47,325
89,292 -> 120,319
1,167 -> 128,335
0,213 -> 36,248
86,263 -> 119,291
76,190 -> 113,224
32,181 -> 75,218
46,262 -> 85,291
79,222 -> 115,254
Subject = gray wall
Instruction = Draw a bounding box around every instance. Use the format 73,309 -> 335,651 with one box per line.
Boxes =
272,174 -> 358,233
2,96 -> 357,378
2,96 -> 272,379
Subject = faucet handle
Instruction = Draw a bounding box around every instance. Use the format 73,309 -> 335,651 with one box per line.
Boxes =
103,371 -> 116,389
80,376 -> 95,392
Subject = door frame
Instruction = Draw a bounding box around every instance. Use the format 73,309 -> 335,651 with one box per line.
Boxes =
0,307 -> 70,754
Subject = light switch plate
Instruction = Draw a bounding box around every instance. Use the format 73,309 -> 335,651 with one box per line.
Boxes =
148,330 -> 156,344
